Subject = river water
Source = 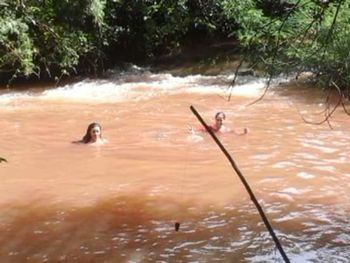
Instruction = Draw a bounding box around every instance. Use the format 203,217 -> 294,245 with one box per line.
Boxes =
0,67 -> 350,262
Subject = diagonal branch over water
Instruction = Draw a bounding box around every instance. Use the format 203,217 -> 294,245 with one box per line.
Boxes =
190,105 -> 290,263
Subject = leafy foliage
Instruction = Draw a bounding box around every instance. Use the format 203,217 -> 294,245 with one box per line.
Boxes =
2,0 -> 350,92
222,0 -> 350,91
104,0 -> 234,61
0,0 -> 107,81
0,0 -> 233,81
104,0 -> 189,60
0,8 -> 36,77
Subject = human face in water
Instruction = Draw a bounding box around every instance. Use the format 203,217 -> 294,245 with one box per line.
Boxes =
89,126 -> 101,142
215,116 -> 224,129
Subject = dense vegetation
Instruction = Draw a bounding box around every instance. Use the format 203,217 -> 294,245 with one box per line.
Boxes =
0,0 -> 234,83
1,0 -> 350,93
223,0 -> 350,95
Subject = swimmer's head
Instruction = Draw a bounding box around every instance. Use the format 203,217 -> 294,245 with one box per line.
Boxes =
82,122 -> 102,143
215,112 -> 225,120
215,112 -> 225,128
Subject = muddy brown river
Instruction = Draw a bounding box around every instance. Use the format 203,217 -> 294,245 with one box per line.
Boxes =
0,68 -> 350,262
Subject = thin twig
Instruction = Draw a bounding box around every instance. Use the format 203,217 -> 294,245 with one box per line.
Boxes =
246,0 -> 304,106
296,81 -> 342,126
227,57 -> 245,101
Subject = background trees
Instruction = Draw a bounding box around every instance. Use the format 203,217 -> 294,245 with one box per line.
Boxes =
0,0 -> 107,82
223,0 -> 350,93
0,0 -> 235,82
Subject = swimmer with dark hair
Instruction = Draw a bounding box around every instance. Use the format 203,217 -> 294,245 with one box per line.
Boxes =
73,122 -> 107,145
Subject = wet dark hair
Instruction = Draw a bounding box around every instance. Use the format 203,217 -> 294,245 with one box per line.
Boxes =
82,122 -> 102,143
215,112 -> 226,120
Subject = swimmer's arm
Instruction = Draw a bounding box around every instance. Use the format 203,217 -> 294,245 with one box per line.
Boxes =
228,127 -> 249,135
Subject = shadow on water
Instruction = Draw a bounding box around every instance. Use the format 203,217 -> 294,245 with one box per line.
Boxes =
1,194 -> 350,263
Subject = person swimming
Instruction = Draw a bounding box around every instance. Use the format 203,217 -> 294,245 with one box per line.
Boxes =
74,122 -> 107,144
190,112 -> 248,135
210,112 -> 248,134
210,112 -> 227,132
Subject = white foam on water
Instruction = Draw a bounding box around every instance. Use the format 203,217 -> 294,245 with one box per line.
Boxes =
297,172 -> 315,179
250,152 -> 276,160
272,161 -> 297,168
270,192 -> 295,202
312,165 -> 336,172
185,79 -> 267,97
280,187 -> 307,195
0,91 -> 39,106
41,79 -> 131,103
186,134 -> 204,143
274,211 -> 303,223
270,186 -> 312,202
294,152 -> 318,160
0,68 -> 275,105
300,142 -> 338,154
258,177 -> 283,184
